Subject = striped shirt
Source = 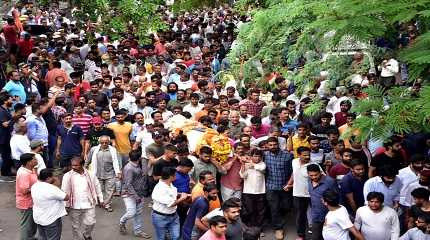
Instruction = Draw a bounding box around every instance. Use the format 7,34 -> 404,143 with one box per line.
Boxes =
72,113 -> 93,136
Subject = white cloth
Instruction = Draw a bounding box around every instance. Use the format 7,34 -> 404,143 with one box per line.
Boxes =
322,205 -> 353,240
292,158 -> 322,197
354,205 -> 400,240
239,162 -> 266,194
183,103 -> 203,118
31,181 -> 67,226
61,170 -> 103,209
240,115 -> 252,126
89,145 -> 121,176
398,166 -> 419,206
152,180 -> 178,214
10,134 -> 31,160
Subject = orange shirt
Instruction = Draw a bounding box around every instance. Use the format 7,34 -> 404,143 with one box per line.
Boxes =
45,68 -> 70,87
16,167 -> 38,209
191,183 -> 221,211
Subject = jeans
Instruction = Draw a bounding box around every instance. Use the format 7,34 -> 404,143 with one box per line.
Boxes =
0,143 -> 13,176
294,196 -> 310,237
37,218 -> 62,240
311,221 -> 324,240
151,211 -> 180,240
69,208 -> 96,240
241,193 -> 266,227
119,197 -> 144,234
19,208 -> 37,240
48,134 -> 57,168
220,185 -> 242,201
266,190 -> 292,230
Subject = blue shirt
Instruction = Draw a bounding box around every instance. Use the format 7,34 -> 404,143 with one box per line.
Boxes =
173,171 -> 190,193
264,150 -> 293,190
340,172 -> 366,213
26,115 -> 49,145
280,119 -> 299,133
3,80 -> 26,103
57,124 -> 83,156
308,175 -> 338,222
182,197 -> 209,240
363,176 -> 402,208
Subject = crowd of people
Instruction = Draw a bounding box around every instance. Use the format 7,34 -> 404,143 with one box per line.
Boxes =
1,1 -> 430,240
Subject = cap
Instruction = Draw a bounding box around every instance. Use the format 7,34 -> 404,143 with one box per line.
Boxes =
152,131 -> 163,138
91,116 -> 103,125
30,140 -> 44,149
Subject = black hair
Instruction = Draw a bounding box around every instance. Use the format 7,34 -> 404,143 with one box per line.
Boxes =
307,163 -> 321,172
208,215 -> 227,227
366,191 -> 385,203
250,116 -> 262,125
378,164 -> 398,177
199,146 -> 213,155
38,168 -> 54,181
198,170 -> 213,182
266,136 -> 279,144
165,144 -> 178,152
178,158 -> 194,168
410,154 -> 425,164
129,149 -> 142,162
221,198 -> 241,211
161,167 -> 177,180
203,183 -> 218,193
350,159 -> 365,168
323,190 -> 340,206
411,188 -> 430,200
297,146 -> 311,155
20,153 -> 35,166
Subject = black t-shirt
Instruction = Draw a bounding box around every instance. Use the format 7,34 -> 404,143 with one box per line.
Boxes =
370,152 -> 402,174
85,127 -> 115,147
152,158 -> 178,177
86,92 -> 109,108
311,124 -> 338,140
410,205 -> 430,220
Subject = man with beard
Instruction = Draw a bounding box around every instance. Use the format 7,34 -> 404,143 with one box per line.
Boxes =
402,170 -> 430,208
168,89 -> 188,110
340,159 -> 367,214
370,135 -> 405,177
202,198 -> 243,240
85,81 -> 109,109
363,165 -> 402,208
354,192 -> 400,240
329,148 -> 353,184
400,214 -> 430,240
408,188 -> 430,229
182,183 -> 218,240
108,110 -> 133,166
263,137 -> 293,240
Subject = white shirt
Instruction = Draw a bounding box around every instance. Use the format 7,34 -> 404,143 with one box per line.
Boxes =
152,180 -> 178,214
402,180 -> 427,207
292,158 -> 322,197
10,134 -> 31,160
183,103 -> 203,118
398,166 -> 419,206
176,80 -> 194,90
354,205 -> 400,240
239,162 -> 266,194
240,115 -> 252,126
34,153 -> 46,175
31,181 -> 67,226
61,171 -> 102,209
135,130 -> 154,157
380,58 -> 399,77
322,205 -> 353,240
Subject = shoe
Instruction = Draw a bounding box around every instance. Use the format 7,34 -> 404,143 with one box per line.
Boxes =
134,232 -> 151,239
275,230 -> 284,240
105,205 -> 113,212
119,223 -> 126,235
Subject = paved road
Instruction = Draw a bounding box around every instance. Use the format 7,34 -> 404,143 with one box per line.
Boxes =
0,181 -> 299,240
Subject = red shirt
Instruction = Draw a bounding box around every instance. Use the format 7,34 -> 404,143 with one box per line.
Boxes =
252,124 -> 271,139
72,113 -> 93,136
73,81 -> 91,102
220,158 -> 242,190
328,163 -> 350,181
2,24 -> 18,44
334,112 -> 347,127
239,99 -> 266,117
18,39 -> 34,58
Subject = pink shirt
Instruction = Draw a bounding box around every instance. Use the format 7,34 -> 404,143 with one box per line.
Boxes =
251,124 -> 271,139
220,158 -> 242,190
199,230 -> 226,240
16,167 -> 38,209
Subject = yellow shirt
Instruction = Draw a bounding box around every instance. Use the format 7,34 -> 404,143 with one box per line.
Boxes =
191,183 -> 221,211
108,122 -> 132,154
288,135 -> 310,157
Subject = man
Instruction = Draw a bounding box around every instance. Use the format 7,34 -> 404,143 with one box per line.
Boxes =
168,89 -> 189,109
354,191 -> 400,240
199,216 -> 228,240
56,113 -> 84,171
239,88 -> 266,117
370,135 -> 405,177
183,93 -> 203,119
45,61 -> 69,87
334,100 -> 352,127
228,110 -> 245,140
363,165 -> 402,208
10,121 -> 31,166
329,148 -> 353,184
182,183 -> 219,240
31,169 -> 68,240
191,171 -> 222,211
3,70 -> 26,103
287,123 -> 310,158
61,157 -> 104,240
263,137 -> 293,240
48,76 -> 66,98
84,116 -> 116,159
16,153 -> 38,240
151,167 -> 189,240
130,112 -> 146,142
402,170 -> 430,209
173,158 -> 195,227
85,81 -> 109,108
194,97 -> 215,122
238,105 -> 252,126
340,159 -> 367,214
311,112 -> 338,140
190,146 -> 226,183
108,110 -> 133,166
119,149 -> 151,238
152,144 -> 179,180
322,190 -> 364,240
26,103 -> 49,151
202,198 -> 243,240
308,136 -> 325,165
408,188 -> 430,229
0,93 -> 14,176
220,143 -> 245,201
287,146 -> 316,239
86,135 -> 121,212
307,163 -> 338,240
400,215 -> 430,240
250,116 -> 270,139
72,103 -> 93,137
